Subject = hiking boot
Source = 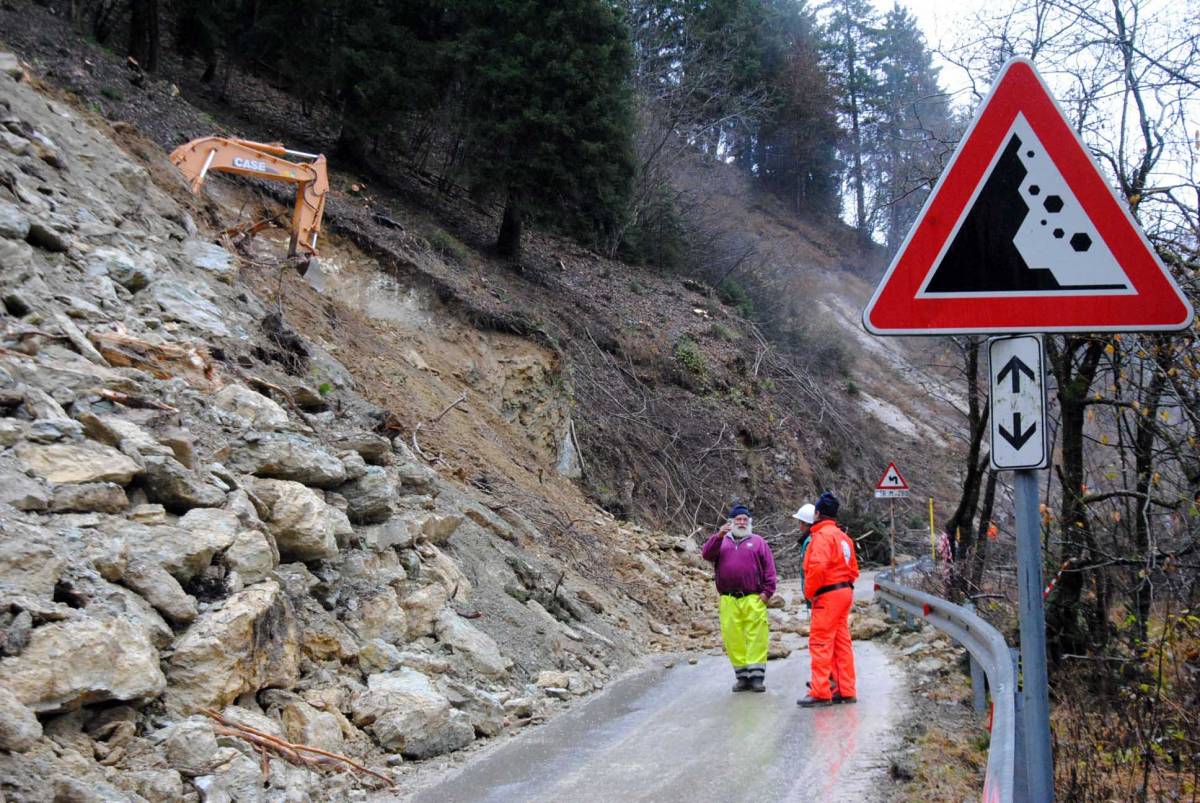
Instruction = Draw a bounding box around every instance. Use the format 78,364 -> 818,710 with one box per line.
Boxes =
832,694 -> 857,705
749,675 -> 766,693
732,677 -> 752,693
796,694 -> 834,708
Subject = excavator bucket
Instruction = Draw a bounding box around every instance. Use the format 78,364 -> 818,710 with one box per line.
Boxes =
299,256 -> 326,293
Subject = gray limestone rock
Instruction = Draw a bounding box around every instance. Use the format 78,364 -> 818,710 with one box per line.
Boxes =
0,199 -> 31,240
165,581 -> 299,713
338,466 -> 395,524
139,453 -> 226,512
48,482 -> 129,514
0,615 -> 166,713
148,281 -> 230,337
85,247 -> 155,292
247,478 -> 343,561
0,473 -> 50,511
228,433 -> 347,488
351,669 -> 474,759
14,441 -> 140,484
0,685 -> 41,751
181,240 -> 237,283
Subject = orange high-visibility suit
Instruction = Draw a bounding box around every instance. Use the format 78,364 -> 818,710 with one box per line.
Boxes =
803,519 -> 860,700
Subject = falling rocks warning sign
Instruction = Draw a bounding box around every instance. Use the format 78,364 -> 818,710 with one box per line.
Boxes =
863,57 -> 1193,335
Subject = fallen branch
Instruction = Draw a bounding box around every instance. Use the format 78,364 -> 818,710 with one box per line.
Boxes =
93,387 -> 178,412
200,709 -> 395,788
412,391 -> 467,459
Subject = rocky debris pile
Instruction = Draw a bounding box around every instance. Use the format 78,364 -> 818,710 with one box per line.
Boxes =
0,53 -> 714,802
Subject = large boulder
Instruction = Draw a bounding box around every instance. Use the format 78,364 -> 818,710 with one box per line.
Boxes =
165,580 -> 299,713
139,453 -> 226,512
181,239 -> 237,284
248,478 -> 345,561
228,433 -> 346,488
343,589 -> 408,645
223,529 -> 278,585
0,685 -> 41,751
13,441 -> 140,484
331,433 -> 392,465
400,583 -> 450,640
212,384 -> 289,430
149,280 -> 231,337
435,611 -> 512,678
48,482 -> 129,514
338,466 -> 395,524
120,558 -> 198,625
85,246 -> 155,292
0,473 -> 49,512
116,516 -> 235,583
0,523 -> 65,599
280,700 -> 343,753
0,616 -> 166,713
350,669 -> 474,758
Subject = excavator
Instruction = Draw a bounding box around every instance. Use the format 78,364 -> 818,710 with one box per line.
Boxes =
169,136 -> 329,289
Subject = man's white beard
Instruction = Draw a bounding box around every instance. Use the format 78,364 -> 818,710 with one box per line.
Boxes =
731,521 -> 752,537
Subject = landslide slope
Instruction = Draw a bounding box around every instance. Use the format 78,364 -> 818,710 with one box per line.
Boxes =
0,49 -> 745,802
0,0 -> 967,555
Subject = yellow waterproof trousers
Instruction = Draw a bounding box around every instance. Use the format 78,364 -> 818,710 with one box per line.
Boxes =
719,594 -> 769,672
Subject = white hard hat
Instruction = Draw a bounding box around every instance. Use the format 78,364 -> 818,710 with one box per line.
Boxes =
792,503 -> 816,524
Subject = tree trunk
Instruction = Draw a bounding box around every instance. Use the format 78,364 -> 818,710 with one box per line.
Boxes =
970,468 -> 998,592
946,338 -> 989,599
1046,336 -> 1106,659
845,36 -> 867,235
497,192 -> 523,262
1131,345 -> 1165,645
128,0 -> 160,72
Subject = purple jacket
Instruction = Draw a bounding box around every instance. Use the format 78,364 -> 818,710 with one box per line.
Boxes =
701,532 -> 777,597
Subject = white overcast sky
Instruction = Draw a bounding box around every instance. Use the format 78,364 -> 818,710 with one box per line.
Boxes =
869,0 -> 988,104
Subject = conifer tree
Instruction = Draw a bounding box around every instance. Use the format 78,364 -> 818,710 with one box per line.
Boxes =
460,0 -> 636,261
871,1 -> 952,249
821,0 -> 879,236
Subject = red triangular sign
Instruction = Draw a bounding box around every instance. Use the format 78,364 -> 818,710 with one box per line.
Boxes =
864,58 -> 1193,335
876,462 -> 909,491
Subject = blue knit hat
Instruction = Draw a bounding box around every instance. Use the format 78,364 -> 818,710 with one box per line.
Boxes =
814,492 -> 840,517
728,504 -> 751,518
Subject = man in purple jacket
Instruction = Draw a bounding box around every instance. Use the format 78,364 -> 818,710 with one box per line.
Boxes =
701,504 -> 778,692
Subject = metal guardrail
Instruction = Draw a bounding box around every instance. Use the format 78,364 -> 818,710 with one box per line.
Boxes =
875,561 -> 1017,803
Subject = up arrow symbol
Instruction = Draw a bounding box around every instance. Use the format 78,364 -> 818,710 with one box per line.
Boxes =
999,412 -> 1038,449
997,355 -> 1036,393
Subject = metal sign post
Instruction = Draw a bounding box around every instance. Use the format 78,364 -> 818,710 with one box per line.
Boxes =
989,335 -> 1052,803
1015,468 -> 1053,802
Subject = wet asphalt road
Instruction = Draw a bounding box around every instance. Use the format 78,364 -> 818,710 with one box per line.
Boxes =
410,592 -> 904,803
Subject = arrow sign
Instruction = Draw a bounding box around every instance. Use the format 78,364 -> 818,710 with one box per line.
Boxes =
998,412 -> 1038,450
997,356 -> 1036,393
989,336 -> 1047,470
863,58 -> 1194,335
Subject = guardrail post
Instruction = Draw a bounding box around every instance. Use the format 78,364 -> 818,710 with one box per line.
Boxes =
966,603 -> 986,714
1011,647 -> 1028,803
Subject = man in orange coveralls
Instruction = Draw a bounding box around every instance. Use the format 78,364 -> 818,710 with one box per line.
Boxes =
797,492 -> 859,707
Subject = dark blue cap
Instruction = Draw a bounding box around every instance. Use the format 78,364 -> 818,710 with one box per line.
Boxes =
729,504 -> 751,518
815,492 -> 840,517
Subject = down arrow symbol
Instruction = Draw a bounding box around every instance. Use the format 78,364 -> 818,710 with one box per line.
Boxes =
999,412 -> 1038,450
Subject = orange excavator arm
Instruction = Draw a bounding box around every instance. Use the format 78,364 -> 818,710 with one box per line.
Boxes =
169,136 -> 329,258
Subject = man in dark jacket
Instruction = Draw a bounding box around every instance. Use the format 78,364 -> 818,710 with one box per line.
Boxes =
701,504 -> 778,692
